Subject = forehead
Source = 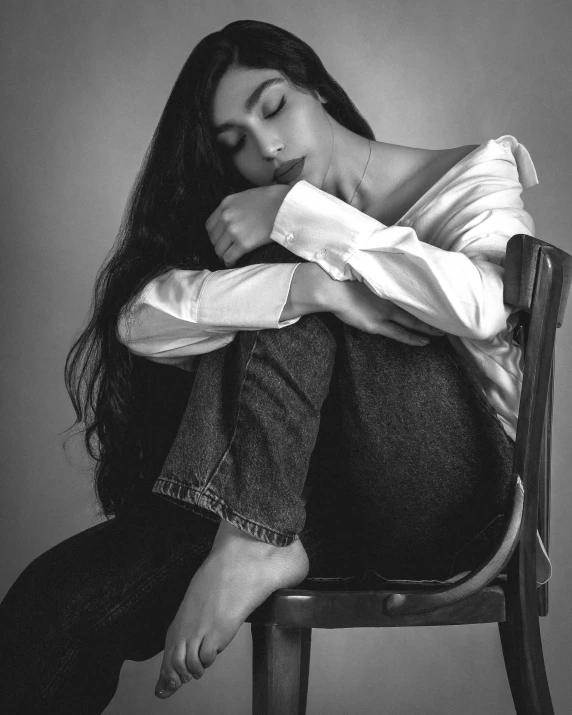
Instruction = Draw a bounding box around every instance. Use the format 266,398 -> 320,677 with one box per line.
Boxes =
211,67 -> 288,126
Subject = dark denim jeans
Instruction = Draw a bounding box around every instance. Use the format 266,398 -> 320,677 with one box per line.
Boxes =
0,245 -> 515,714
155,243 -> 515,579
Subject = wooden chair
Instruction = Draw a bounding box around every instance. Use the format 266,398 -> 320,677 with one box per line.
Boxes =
247,234 -> 572,715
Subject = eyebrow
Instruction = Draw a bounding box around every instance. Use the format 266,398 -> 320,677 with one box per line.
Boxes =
214,77 -> 285,135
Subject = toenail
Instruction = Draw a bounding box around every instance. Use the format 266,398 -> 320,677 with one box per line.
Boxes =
168,678 -> 177,688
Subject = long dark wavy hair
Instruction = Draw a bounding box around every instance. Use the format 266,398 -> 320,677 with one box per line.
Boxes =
64,19 -> 376,519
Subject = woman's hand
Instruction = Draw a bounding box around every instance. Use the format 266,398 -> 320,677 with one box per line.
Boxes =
284,263 -> 445,346
330,279 -> 445,345
205,185 -> 291,266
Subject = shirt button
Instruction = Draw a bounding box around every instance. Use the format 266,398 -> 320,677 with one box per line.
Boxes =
316,249 -> 327,260
285,232 -> 294,243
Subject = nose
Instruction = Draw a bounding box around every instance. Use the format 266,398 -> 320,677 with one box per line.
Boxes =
254,129 -> 283,161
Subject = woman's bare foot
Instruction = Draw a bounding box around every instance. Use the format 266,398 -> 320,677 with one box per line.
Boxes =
155,518 -> 309,698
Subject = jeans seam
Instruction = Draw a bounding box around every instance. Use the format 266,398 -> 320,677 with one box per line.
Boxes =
38,544 -> 211,702
196,331 -> 260,501
90,547 -> 208,631
38,643 -> 84,702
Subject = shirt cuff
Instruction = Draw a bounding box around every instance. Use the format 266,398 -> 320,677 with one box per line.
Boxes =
197,262 -> 301,329
270,180 -> 384,280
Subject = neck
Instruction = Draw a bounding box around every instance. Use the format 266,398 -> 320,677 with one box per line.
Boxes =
320,115 -> 383,213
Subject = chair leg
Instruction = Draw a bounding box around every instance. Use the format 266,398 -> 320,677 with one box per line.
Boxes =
498,566 -> 554,714
251,624 -> 312,715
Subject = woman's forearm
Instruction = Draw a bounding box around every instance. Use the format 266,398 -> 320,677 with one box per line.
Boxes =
280,263 -> 337,322
280,262 -> 445,342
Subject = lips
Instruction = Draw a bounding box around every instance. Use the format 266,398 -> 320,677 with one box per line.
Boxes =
274,157 -> 305,183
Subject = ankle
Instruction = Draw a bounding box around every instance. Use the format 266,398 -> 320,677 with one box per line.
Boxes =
214,520 -> 304,561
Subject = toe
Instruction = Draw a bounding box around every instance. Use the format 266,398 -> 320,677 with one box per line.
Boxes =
172,642 -> 194,684
199,636 -> 220,669
155,658 -> 183,698
155,675 -> 178,699
185,639 -> 206,679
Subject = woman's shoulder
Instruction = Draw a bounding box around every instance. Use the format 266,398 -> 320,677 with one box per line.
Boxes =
375,142 -> 479,224
431,137 -> 538,192
380,141 -> 478,177
425,142 -> 480,180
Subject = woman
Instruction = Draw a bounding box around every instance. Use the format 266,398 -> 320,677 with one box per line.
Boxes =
0,19 -> 542,712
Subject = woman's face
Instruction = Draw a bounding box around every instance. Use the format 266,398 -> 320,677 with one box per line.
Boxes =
211,65 -> 333,188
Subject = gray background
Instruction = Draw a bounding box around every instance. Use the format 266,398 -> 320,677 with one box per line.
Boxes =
2,1 -> 571,713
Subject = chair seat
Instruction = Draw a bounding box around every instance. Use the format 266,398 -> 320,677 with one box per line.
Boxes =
247,576 -> 507,629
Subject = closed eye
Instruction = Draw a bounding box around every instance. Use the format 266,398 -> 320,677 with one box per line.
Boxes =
224,97 -> 287,155
266,96 -> 286,119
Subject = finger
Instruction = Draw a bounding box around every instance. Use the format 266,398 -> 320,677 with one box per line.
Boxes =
213,232 -> 234,261
221,243 -> 243,267
390,307 -> 445,336
209,218 -> 227,249
172,641 -> 194,685
205,204 -> 224,237
377,322 -> 430,346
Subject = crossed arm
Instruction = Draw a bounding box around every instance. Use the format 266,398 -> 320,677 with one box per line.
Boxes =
117,144 -> 536,367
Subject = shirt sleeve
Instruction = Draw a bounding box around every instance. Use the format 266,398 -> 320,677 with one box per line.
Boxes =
270,136 -> 538,341
117,262 -> 301,368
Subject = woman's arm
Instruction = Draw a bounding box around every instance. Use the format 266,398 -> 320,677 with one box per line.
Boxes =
269,136 -> 538,341
117,262 -> 303,366
118,260 -> 443,368
122,136 -> 538,366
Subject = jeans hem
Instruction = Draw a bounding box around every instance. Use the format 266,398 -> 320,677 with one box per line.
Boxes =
152,478 -> 298,547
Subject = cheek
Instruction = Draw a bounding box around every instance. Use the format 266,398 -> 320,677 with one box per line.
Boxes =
296,108 -> 332,171
227,105 -> 330,185
290,107 -> 322,147
231,153 -> 267,187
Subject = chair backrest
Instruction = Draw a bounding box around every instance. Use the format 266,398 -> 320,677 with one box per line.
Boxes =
503,235 -> 572,615
383,234 -> 572,616
503,235 -> 572,328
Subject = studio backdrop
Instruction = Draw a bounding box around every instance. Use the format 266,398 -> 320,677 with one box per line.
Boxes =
2,1 -> 571,713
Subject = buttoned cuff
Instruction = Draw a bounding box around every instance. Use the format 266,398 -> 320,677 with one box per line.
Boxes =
270,180 -> 385,280
197,263 -> 301,329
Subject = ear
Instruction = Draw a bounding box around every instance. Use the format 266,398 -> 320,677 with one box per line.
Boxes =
313,89 -> 327,105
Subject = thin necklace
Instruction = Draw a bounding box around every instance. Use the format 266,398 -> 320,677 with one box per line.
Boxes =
349,139 -> 372,207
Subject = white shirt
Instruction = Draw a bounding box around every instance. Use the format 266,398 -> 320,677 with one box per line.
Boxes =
271,135 -> 539,443
117,135 -> 550,583
118,135 -> 535,441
